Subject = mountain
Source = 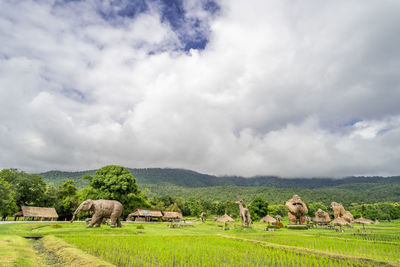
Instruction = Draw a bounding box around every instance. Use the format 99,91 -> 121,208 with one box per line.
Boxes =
40,168 -> 400,188
39,168 -> 400,205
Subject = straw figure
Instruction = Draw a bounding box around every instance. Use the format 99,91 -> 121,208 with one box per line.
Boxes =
285,195 -> 308,225
200,212 -> 207,223
314,208 -> 331,225
71,199 -> 123,228
235,199 -> 252,227
331,202 -> 354,223
275,215 -> 282,222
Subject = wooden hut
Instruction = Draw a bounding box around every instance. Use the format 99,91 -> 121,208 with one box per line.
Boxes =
126,209 -> 163,222
16,206 -> 58,221
163,211 -> 183,221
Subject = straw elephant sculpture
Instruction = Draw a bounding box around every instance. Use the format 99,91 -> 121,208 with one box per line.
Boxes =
71,199 -> 123,228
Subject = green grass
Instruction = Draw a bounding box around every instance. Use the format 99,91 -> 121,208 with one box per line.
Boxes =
1,220 -> 399,266
0,235 -> 48,267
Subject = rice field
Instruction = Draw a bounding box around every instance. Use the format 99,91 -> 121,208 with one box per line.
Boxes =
61,235 -> 369,267
1,220 -> 399,266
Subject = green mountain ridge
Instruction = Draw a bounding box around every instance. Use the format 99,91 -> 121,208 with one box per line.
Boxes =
39,168 -> 400,189
38,168 -> 400,205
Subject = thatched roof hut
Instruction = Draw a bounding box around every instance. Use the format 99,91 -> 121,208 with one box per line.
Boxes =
260,215 -> 276,224
19,206 -> 58,219
127,209 -> 163,222
354,217 -> 373,224
163,211 -> 183,220
216,214 -> 235,222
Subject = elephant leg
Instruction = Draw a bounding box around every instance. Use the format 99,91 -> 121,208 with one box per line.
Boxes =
95,217 -> 103,227
88,214 -> 101,228
299,216 -> 305,225
117,218 -> 122,228
110,214 -> 118,228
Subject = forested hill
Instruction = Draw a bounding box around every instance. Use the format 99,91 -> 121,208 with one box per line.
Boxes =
40,167 -> 400,189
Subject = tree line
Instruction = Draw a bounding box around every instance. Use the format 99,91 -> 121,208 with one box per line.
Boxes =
1,166 -> 400,221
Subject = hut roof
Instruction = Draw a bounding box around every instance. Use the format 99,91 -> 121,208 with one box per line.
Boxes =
163,211 -> 183,219
354,217 -> 373,224
216,214 -> 235,222
260,215 -> 276,223
21,206 -> 58,218
332,217 -> 349,226
128,209 -> 163,217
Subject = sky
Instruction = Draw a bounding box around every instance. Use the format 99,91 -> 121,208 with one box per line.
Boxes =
1,0 -> 400,178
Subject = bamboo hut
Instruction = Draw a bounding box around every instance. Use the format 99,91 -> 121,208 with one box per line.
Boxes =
127,209 -> 163,222
15,206 -> 58,221
163,211 -> 183,221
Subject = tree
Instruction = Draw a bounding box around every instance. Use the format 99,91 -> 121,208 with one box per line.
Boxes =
248,197 -> 269,221
55,180 -> 79,220
166,203 -> 182,212
307,202 -> 328,216
43,185 -> 58,207
83,165 -> 149,217
0,177 -> 17,217
0,169 -> 46,207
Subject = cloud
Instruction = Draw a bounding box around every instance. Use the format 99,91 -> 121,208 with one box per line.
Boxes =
0,0 -> 400,177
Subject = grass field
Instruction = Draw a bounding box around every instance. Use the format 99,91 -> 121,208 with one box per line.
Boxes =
0,219 -> 399,266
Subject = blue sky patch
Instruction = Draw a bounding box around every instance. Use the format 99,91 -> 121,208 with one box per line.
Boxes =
57,0 -> 219,51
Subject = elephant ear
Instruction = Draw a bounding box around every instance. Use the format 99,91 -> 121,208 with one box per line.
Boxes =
87,200 -> 94,210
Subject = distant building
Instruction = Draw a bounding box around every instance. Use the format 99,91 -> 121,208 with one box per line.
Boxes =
162,211 -> 183,221
14,206 -> 58,221
126,209 -> 163,222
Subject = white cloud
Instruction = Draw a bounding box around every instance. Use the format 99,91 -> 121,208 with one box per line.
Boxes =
0,0 -> 400,177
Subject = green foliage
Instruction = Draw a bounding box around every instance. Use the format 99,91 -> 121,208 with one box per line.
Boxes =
165,203 -> 181,212
83,165 -> 150,217
348,202 -> 400,220
0,169 -> 46,207
268,204 -> 287,217
0,177 -> 18,216
307,202 -> 329,215
55,180 -> 79,220
248,197 -> 269,221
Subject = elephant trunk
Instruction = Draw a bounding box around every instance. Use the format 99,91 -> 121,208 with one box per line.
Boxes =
70,203 -> 83,223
